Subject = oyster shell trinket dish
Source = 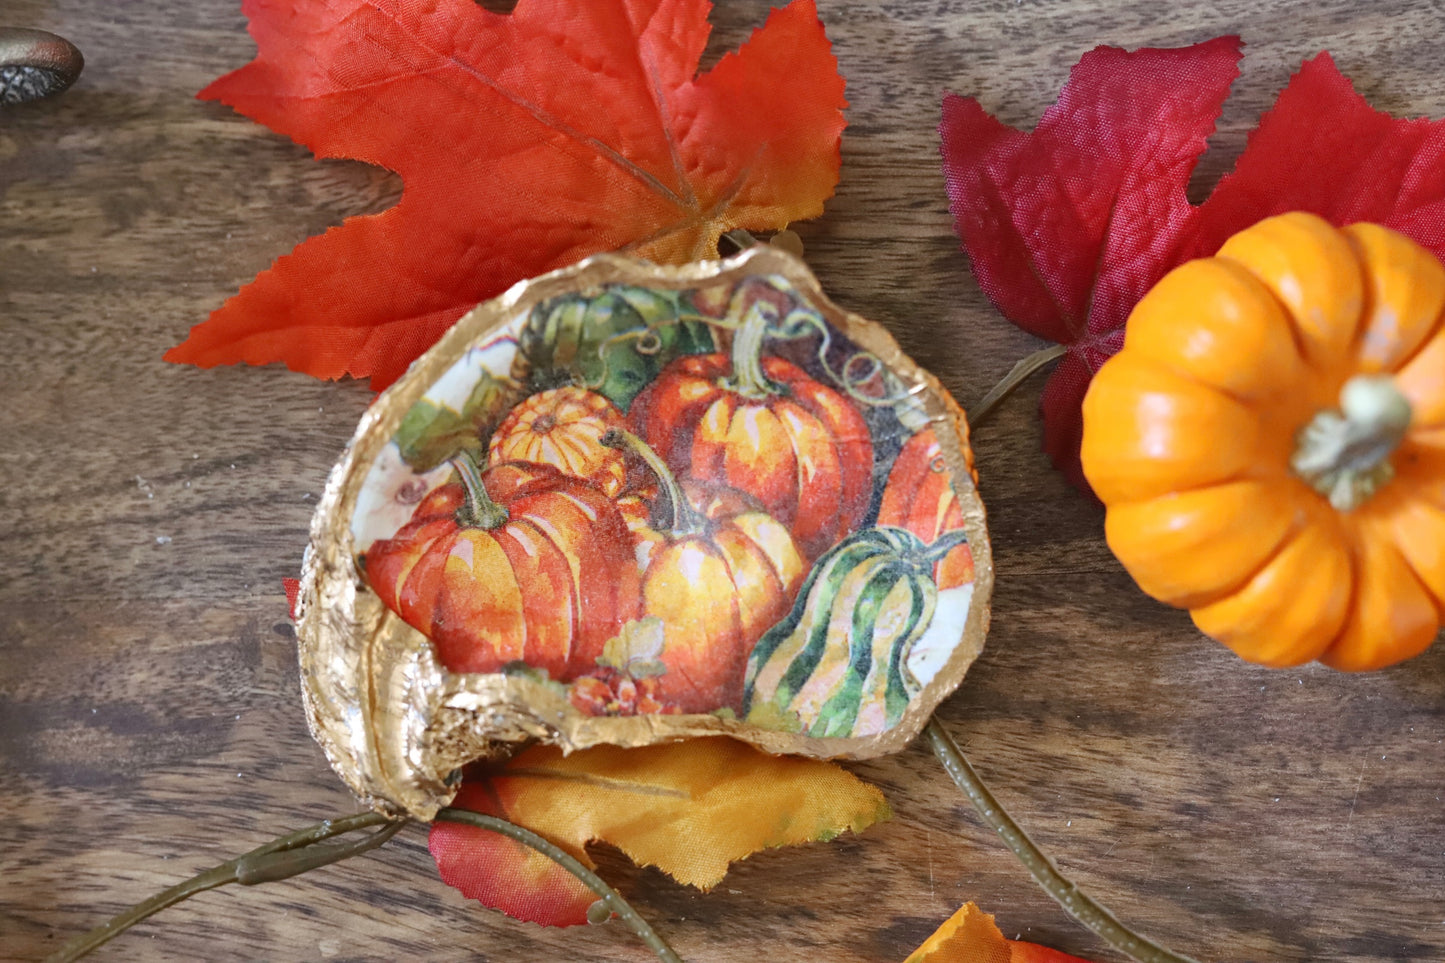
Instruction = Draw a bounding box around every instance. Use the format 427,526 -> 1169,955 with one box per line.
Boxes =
297,246 -> 992,818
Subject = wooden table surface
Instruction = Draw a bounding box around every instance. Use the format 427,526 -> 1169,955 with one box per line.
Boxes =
4,1 -> 1445,961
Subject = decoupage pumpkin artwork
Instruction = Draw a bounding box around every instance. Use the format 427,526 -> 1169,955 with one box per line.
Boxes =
629,307 -> 875,560
1081,211 -> 1445,672
297,246 -> 992,817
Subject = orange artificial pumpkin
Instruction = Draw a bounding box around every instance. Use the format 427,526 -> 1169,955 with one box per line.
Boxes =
628,309 -> 873,559
488,386 -> 630,496
1081,211 -> 1445,671
605,429 -> 807,712
877,426 -> 977,590
364,456 -> 641,679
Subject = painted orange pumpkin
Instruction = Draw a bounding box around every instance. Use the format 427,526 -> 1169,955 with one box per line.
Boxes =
364,456 -> 640,679
487,386 -> 630,496
1081,211 -> 1445,671
877,427 -> 975,589
605,429 -> 807,712
628,310 -> 873,559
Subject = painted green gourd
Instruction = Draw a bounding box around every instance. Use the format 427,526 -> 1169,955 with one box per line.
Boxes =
513,284 -> 716,412
742,526 -> 968,739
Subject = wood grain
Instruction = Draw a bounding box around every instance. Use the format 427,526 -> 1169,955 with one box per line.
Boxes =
3,1 -> 1444,961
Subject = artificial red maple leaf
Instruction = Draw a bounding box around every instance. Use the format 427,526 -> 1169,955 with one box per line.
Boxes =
169,0 -> 846,390
942,39 -> 1445,492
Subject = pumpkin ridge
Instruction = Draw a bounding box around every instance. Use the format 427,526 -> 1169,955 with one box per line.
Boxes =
1219,251 -> 1318,375
403,530 -> 461,638
687,396 -> 736,485
774,399 -> 844,552
1104,479 -> 1300,609
1342,223 -> 1445,374
1393,332 -> 1445,428
434,530 -> 528,673
1379,307 -> 1445,377
783,371 -> 874,530
494,518 -> 578,676
721,400 -> 800,527
713,522 -> 786,625
1321,531 -> 1438,670
1371,496 -> 1445,614
1228,496 -> 1322,605
703,530 -> 748,640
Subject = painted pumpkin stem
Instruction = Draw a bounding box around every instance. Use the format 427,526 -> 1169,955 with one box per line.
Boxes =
600,428 -> 706,536
721,303 -> 780,400
1291,374 -> 1412,512
449,450 -> 509,529
915,528 -> 969,565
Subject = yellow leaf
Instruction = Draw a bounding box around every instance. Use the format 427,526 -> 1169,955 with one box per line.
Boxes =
431,736 -> 889,925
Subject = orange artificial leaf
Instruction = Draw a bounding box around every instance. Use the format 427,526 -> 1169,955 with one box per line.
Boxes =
906,903 -> 1099,963
429,736 -> 889,926
169,0 -> 847,389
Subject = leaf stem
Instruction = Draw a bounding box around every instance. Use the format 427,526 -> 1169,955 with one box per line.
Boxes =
970,343 -> 1068,425
925,719 -> 1202,963
433,807 -> 683,963
43,811 -> 400,963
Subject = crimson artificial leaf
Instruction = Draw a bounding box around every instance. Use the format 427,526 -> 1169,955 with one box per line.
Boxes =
1187,52 -> 1445,259
941,37 -> 1241,491
943,40 -> 1445,492
169,0 -> 846,389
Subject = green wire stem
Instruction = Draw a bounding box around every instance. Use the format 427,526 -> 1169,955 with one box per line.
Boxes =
925,720 -> 1201,963
928,343 -> 1202,962
434,807 -> 683,963
44,811 -> 400,963
44,808 -> 681,963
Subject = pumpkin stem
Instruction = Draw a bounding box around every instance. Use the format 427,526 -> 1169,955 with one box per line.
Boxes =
449,450 -> 509,529
916,528 -> 970,566
721,303 -> 780,400
1291,374 -> 1412,511
600,429 -> 706,536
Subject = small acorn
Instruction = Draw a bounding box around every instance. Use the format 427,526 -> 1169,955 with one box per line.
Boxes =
0,28 -> 84,105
